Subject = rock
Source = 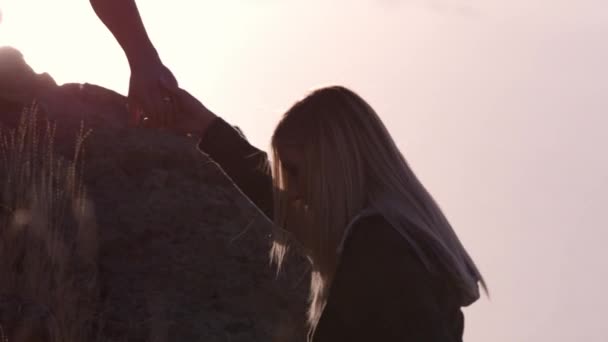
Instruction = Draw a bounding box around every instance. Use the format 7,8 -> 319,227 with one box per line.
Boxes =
0,46 -> 57,104
0,46 -> 309,341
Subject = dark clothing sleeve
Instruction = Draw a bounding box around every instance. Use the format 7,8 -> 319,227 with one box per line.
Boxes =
197,117 -> 274,220
313,215 -> 464,342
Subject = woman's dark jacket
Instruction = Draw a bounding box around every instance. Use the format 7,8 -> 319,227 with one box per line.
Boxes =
198,117 -> 468,342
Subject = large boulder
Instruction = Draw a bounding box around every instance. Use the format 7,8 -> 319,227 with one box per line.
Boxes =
0,46 -> 309,342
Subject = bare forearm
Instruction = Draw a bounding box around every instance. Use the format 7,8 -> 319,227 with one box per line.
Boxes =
89,0 -> 160,70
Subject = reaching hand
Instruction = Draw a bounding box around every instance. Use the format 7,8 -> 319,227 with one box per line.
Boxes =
127,62 -> 179,128
156,85 -> 218,139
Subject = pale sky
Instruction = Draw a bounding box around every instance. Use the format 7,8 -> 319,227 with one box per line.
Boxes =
1,1 -> 607,341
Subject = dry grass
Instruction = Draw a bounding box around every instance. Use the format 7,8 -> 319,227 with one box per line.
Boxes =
0,102 -> 99,341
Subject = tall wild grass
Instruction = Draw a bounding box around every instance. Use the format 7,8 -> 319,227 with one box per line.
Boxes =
0,102 -> 99,341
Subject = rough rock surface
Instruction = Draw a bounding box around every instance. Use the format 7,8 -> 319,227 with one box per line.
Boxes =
0,46 -> 309,341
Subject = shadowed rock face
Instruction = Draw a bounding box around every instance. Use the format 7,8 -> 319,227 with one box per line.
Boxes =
0,46 -> 309,342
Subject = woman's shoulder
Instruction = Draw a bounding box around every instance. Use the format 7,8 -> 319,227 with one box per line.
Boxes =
341,213 -> 467,305
326,215 -> 465,342
343,214 -> 397,250
342,214 -> 415,255
339,213 -> 445,285
341,214 -> 422,268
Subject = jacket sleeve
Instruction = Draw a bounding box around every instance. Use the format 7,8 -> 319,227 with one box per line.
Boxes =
197,117 -> 274,220
313,215 -> 460,342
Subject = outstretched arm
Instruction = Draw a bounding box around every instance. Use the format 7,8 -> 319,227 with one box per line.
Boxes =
89,0 -> 158,69
199,116 -> 275,220
89,0 -> 178,127
158,86 -> 275,220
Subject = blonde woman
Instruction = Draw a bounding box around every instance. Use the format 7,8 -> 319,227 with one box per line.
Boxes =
157,85 -> 487,341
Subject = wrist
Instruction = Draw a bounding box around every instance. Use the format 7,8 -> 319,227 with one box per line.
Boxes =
127,47 -> 162,72
191,113 -> 219,140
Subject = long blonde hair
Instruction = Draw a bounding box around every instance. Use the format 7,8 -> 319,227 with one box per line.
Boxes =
269,86 -> 487,337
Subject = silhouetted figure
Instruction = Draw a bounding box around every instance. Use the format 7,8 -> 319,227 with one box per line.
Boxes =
161,85 -> 488,341
89,0 -> 178,127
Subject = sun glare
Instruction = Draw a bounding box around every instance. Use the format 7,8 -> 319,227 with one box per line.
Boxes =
0,1 -> 257,95
0,0 -> 130,92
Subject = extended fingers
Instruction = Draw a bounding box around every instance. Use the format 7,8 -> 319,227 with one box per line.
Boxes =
152,95 -> 168,128
160,92 -> 176,128
154,93 -> 179,130
138,97 -> 157,128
